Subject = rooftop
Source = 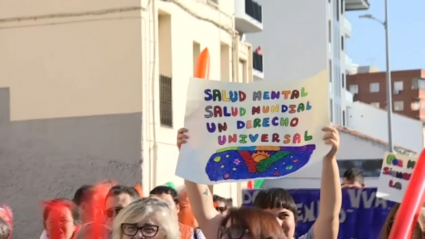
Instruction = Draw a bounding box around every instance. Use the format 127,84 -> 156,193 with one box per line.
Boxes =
336,125 -> 417,156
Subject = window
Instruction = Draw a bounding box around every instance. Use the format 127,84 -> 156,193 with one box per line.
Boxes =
370,102 -> 380,108
349,85 -> 358,94
411,101 -> 420,110
370,83 -> 380,93
336,0 -> 339,21
342,110 -> 346,126
394,101 -> 404,111
341,73 -> 345,88
328,21 -> 332,43
160,75 -> 173,127
239,59 -> 247,83
329,60 -> 332,82
394,81 -> 403,93
412,78 -> 425,90
193,42 -> 201,76
220,43 -> 230,81
341,36 -> 344,51
419,79 -> 425,89
341,0 -> 344,15
330,99 -> 333,122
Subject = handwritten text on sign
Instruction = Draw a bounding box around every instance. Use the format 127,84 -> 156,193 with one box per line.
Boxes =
176,73 -> 329,184
204,88 -> 313,145
377,152 -> 417,203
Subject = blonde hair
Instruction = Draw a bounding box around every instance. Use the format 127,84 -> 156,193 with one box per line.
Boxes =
112,196 -> 180,239
381,203 -> 425,239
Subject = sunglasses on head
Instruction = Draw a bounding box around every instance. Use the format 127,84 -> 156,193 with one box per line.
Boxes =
215,206 -> 227,213
105,206 -> 123,218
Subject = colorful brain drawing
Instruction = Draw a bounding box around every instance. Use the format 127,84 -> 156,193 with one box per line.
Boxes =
205,145 -> 316,181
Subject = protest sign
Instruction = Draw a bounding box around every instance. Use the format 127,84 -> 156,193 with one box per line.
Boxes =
176,71 -> 330,184
377,152 -> 418,203
242,188 -> 394,239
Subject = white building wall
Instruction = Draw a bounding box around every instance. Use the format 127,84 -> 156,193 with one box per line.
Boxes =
347,102 -> 423,153
141,0 -> 255,204
245,0 -> 349,126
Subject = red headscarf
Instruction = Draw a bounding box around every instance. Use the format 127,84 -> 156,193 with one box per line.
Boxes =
0,205 -> 13,239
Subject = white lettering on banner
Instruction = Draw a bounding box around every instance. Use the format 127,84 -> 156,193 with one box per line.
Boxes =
296,190 -> 388,223
242,189 -> 389,223
243,190 -> 260,205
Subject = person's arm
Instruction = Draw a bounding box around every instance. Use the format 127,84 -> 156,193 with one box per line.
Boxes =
313,126 -> 342,239
177,128 -> 223,239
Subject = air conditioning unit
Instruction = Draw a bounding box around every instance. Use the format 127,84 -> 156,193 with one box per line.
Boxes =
394,90 -> 401,94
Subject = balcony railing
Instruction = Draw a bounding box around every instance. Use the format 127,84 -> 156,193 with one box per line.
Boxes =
245,0 -> 262,23
253,52 -> 263,72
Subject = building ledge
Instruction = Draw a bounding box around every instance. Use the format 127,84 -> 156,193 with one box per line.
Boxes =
336,125 -> 417,155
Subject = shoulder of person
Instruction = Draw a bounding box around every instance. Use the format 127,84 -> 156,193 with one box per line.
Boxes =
298,227 -> 314,239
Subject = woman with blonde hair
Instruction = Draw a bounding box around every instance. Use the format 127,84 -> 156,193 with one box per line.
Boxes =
113,196 -> 180,239
381,203 -> 425,239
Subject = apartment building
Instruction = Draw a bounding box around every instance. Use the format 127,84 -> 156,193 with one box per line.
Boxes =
347,69 -> 425,120
245,0 -> 369,126
0,0 -> 260,236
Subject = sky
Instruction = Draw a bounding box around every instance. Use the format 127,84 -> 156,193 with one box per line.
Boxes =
346,0 -> 425,71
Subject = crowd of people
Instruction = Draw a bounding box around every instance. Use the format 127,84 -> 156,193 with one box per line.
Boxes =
0,126 -> 424,239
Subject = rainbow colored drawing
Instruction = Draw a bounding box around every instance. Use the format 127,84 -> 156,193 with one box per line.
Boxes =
205,145 -> 316,181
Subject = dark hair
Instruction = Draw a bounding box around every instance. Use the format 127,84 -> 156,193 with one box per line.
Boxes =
219,207 -> 285,239
72,185 -> 93,206
105,185 -> 140,202
343,168 -> 364,184
150,186 -> 179,205
0,217 -> 10,239
214,195 -> 233,207
43,198 -> 79,228
254,188 -> 298,222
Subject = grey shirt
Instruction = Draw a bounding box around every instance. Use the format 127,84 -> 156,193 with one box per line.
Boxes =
298,227 -> 314,239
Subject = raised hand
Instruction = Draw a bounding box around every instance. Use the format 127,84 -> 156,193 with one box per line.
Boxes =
177,128 -> 189,150
322,126 -> 340,159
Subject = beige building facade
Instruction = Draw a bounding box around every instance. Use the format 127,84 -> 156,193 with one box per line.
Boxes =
0,0 -> 261,236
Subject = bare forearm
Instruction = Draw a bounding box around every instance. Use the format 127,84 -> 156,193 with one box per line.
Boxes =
313,155 -> 342,239
184,180 -> 215,223
319,156 -> 342,218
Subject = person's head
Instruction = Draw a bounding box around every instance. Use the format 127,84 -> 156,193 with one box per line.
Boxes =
342,168 -> 365,188
381,203 -> 425,239
253,188 -> 297,238
219,207 -> 286,239
43,198 -> 79,239
80,182 -> 114,223
105,185 -> 140,224
150,186 -> 180,215
112,196 -> 180,239
72,185 -> 93,222
0,218 -> 10,239
214,195 -> 232,216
